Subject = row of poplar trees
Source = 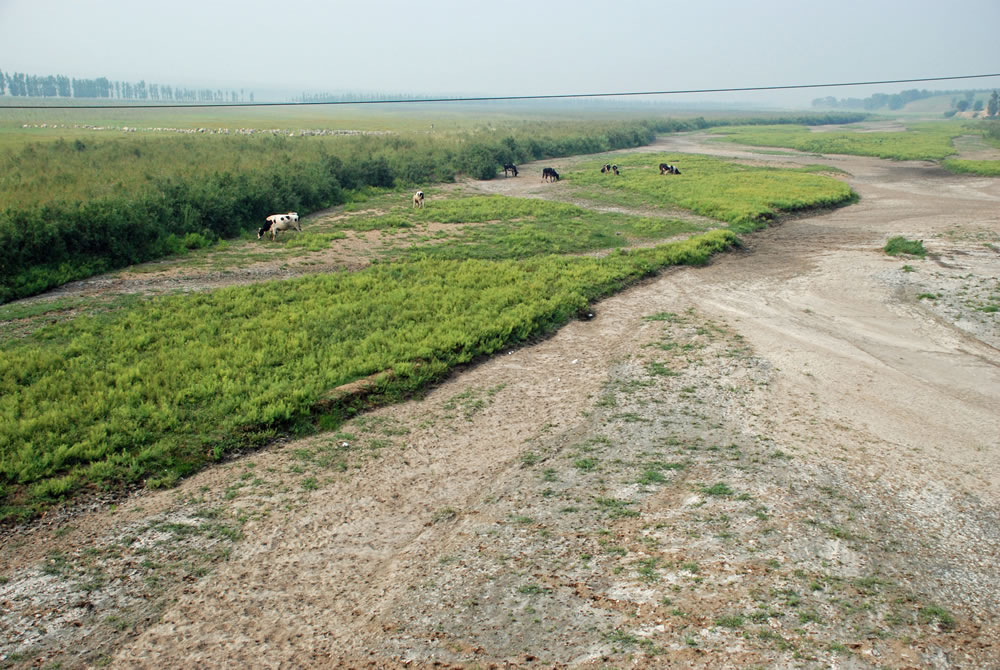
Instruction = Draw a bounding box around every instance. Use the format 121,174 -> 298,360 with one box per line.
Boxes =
0,69 -> 251,102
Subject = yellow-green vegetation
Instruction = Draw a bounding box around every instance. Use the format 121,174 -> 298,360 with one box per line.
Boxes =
320,195 -> 704,259
0,121 -> 654,209
567,154 -> 857,229
0,228 -> 738,520
1,134 -> 337,208
941,159 -> 1000,176
709,122 -> 964,161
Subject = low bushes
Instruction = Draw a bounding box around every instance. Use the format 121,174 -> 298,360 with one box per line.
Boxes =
883,236 -> 927,257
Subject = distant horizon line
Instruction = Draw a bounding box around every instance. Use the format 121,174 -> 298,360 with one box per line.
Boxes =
1,73 -> 998,110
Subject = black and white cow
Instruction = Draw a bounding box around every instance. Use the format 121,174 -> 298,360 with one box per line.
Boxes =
659,163 -> 681,175
258,212 -> 301,241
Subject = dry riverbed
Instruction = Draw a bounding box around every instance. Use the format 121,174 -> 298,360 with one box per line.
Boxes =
2,134 -> 999,669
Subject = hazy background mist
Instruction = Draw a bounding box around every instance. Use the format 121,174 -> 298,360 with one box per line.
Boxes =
2,0 -> 998,107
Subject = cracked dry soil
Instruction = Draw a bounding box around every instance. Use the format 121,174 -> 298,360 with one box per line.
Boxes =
2,134 -> 999,669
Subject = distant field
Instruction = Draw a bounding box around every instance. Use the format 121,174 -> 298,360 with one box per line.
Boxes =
0,117 -> 660,208
900,93 -> 989,114
810,91 -> 995,117
708,122 -> 965,161
0,100 -> 746,151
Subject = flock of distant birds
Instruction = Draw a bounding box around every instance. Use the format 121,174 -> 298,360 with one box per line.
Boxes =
19,122 -> 388,137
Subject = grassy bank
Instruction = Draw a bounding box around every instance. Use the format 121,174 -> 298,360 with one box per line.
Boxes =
941,159 -> 1000,176
566,153 -> 857,229
707,122 -> 964,161
317,195 -> 707,260
0,230 -> 738,520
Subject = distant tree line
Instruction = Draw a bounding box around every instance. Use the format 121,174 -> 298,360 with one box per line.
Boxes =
812,88 -> 996,112
946,90 -> 999,117
0,69 -> 253,102
295,91 -> 454,103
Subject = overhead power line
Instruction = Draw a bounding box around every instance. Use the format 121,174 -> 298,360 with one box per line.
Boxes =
2,73 -> 999,110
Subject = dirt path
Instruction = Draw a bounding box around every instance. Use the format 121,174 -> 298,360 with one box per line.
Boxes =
3,136 -> 999,669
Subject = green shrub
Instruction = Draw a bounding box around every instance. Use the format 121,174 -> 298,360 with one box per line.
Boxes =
884,236 -> 927,257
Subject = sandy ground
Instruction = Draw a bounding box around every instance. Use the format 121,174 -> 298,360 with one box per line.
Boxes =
2,134 -> 999,669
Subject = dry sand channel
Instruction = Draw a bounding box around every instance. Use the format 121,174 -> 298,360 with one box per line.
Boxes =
2,135 -> 999,669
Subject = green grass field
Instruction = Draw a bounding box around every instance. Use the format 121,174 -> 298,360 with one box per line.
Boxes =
0,104 -> 868,521
941,158 -> 1000,176
708,122 -> 964,161
566,154 -> 857,228
318,195 -> 707,259
0,148 -> 858,521
0,230 -> 738,518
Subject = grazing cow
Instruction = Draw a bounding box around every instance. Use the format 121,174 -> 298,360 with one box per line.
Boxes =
259,212 -> 301,241
413,190 -> 425,208
503,163 -> 518,177
257,212 -> 302,240
541,167 -> 560,182
659,163 -> 681,175
611,164 -> 620,176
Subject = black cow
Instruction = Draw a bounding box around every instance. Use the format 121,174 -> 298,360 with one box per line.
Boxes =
503,163 -> 518,177
541,167 -> 560,182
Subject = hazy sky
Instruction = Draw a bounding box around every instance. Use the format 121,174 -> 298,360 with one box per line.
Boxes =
2,0 -> 998,106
